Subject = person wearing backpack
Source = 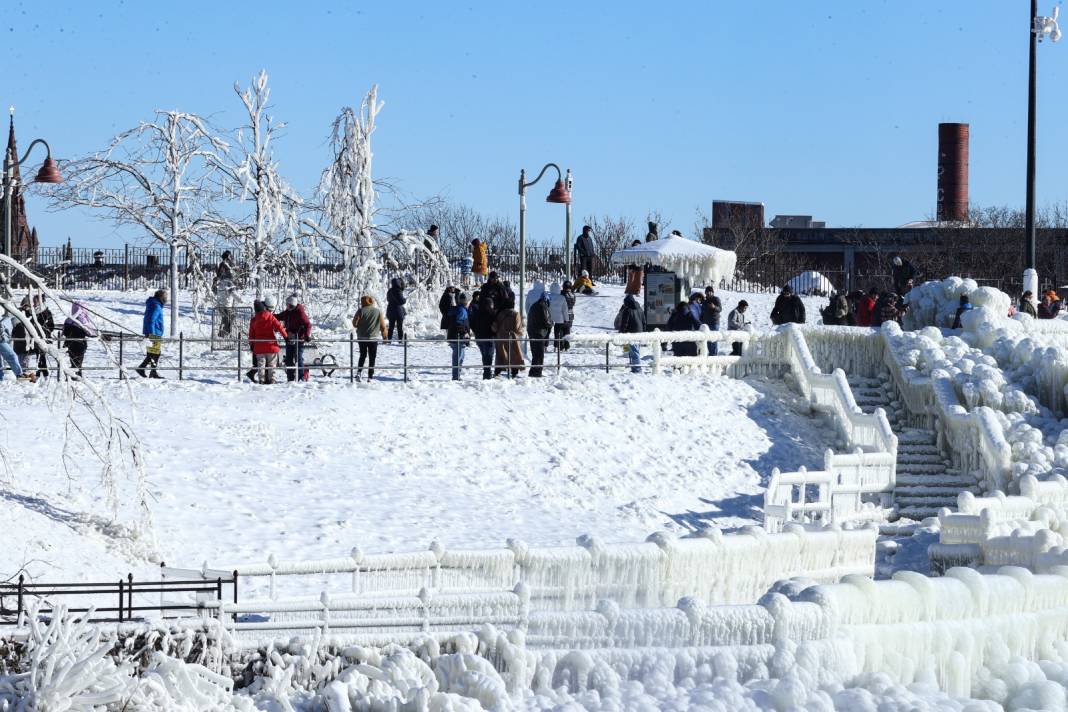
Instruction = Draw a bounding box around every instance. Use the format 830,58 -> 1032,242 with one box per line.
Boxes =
617,294 -> 645,373
279,294 -> 313,382
352,295 -> 388,381
526,281 -> 553,377
446,292 -> 471,381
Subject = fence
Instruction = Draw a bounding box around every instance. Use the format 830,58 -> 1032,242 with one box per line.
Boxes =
25,329 -> 760,383
0,571 -> 236,625
25,244 -> 617,292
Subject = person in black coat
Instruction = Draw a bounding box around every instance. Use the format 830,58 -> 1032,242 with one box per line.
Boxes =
385,278 -> 407,343
891,256 -> 918,296
526,291 -> 553,377
618,294 -> 646,373
438,285 -> 457,331
667,301 -> 700,356
469,295 -> 498,380
770,286 -> 806,325
700,286 -> 722,355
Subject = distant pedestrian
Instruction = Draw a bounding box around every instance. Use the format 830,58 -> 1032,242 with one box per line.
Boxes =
0,310 -> 24,381
821,292 -> 851,326
445,292 -> 471,380
700,286 -> 722,355
668,300 -> 700,357
352,295 -> 387,381
470,293 -> 497,379
481,271 -> 507,306
216,250 -> 235,284
727,300 -> 751,356
855,287 -> 878,327
526,281 -> 553,377
617,294 -> 645,373
439,285 -> 458,332
138,289 -> 167,379
471,238 -> 489,280
891,256 -> 918,296
952,294 -> 972,329
248,300 -> 287,384
548,281 -> 571,350
1039,291 -> 1062,319
873,292 -> 904,327
386,278 -> 407,343
561,281 -> 577,341
215,275 -> 237,338
645,222 -> 658,242
62,302 -> 97,377
492,297 -> 525,378
1020,291 -> 1038,318
770,285 -> 805,325
574,225 -> 596,277
279,294 -> 312,382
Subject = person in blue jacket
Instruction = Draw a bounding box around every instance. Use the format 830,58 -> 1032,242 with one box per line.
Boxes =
446,292 -> 471,380
138,289 -> 167,378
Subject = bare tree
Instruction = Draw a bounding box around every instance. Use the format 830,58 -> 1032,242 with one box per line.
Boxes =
207,70 -> 302,298
47,112 -> 227,335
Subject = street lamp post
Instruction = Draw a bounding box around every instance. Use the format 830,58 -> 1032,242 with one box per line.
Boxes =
518,163 -> 571,314
3,110 -> 63,278
1023,2 -> 1061,299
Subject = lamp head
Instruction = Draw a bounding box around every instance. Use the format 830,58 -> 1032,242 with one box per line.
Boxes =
545,179 -> 571,204
34,157 -> 63,184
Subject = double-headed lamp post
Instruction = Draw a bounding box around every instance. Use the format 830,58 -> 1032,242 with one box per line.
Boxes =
518,163 -> 571,315
1023,3 -> 1061,300
3,108 -> 63,278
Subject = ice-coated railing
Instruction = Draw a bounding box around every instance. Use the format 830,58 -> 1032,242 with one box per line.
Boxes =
763,326 -> 898,531
566,327 -> 753,377
216,525 -> 877,609
882,332 -> 1012,493
931,475 -> 1068,572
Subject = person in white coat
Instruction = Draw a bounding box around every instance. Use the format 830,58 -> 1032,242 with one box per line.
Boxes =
547,281 -> 571,350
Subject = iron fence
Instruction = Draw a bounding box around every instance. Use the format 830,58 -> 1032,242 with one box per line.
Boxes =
0,571 -> 237,625
22,244 -> 619,292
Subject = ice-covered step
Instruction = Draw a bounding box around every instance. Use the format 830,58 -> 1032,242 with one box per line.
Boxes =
898,444 -> 941,457
895,453 -> 948,466
896,463 -> 954,475
896,429 -> 936,446
895,505 -> 949,522
894,484 -> 981,497
895,472 -> 976,487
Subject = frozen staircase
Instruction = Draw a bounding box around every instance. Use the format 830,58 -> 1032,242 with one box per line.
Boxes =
846,375 -> 982,521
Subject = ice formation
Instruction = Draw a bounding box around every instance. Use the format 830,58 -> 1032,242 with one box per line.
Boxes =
609,235 -> 737,286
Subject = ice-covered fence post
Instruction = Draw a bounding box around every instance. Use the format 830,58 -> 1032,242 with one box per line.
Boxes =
350,547 -> 363,594
678,597 -> 706,647
179,332 -> 184,380
16,574 -> 23,624
267,553 -> 277,600
118,335 -> 124,380
652,329 -> 662,375
605,343 -> 610,373
237,343 -> 242,383
403,338 -> 409,383
419,587 -> 431,632
515,582 -> 530,633
429,540 -> 444,589
349,332 -> 355,383
320,591 -> 330,635
124,242 -> 130,290
507,538 -> 527,589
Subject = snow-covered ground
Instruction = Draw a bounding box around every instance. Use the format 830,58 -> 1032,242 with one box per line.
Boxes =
2,284 -> 830,589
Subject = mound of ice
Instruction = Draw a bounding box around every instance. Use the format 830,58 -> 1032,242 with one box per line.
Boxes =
787,271 -> 836,296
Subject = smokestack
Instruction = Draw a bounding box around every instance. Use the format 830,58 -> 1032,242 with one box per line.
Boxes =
937,123 -> 969,223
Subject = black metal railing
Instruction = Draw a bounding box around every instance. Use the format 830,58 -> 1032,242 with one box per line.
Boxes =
0,571 -> 238,625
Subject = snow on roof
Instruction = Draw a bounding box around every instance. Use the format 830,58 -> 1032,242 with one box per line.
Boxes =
610,236 -> 737,285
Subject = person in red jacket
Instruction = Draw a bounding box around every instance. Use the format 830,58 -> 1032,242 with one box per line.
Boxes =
248,302 -> 287,384
855,287 -> 878,327
278,294 -> 312,382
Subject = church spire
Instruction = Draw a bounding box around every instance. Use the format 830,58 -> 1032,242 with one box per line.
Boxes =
6,107 -> 20,183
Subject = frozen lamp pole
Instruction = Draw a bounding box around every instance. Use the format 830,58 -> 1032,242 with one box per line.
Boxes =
3,107 -> 63,279
517,163 -> 571,314
1023,3 -> 1061,300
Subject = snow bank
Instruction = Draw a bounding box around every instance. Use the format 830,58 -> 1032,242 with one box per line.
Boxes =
902,277 -> 1011,330
786,270 -> 836,296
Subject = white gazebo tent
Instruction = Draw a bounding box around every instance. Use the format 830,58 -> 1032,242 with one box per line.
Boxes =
610,236 -> 738,328
610,235 -> 737,286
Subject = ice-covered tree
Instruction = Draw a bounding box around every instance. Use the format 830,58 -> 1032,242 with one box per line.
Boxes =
207,70 -> 302,298
48,112 -> 227,335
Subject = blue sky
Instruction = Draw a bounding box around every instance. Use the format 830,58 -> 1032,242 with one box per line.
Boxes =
4,0 -> 1067,248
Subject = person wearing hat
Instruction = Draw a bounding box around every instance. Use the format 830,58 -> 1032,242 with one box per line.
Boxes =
891,255 -> 918,296
574,225 -> 596,278
574,270 -> 595,295
137,289 -> 167,379
727,300 -> 751,356
1039,291 -> 1062,319
438,284 -> 458,333
951,294 -> 972,329
279,294 -> 313,382
248,299 -> 288,384
1019,291 -> 1038,318
770,285 -> 805,326
445,292 -> 471,380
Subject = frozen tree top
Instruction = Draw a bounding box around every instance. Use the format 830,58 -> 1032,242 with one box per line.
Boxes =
610,236 -> 737,285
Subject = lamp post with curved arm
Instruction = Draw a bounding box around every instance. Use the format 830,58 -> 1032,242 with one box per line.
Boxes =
3,109 -> 63,277
518,163 -> 571,314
